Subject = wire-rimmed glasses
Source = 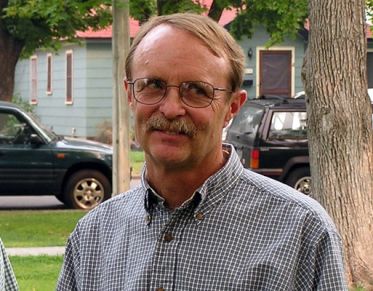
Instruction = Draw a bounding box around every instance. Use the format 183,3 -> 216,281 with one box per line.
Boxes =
127,78 -> 232,108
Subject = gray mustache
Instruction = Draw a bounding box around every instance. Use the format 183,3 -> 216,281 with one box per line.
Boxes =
146,115 -> 197,137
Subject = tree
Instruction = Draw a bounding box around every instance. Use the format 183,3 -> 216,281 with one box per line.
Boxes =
302,0 -> 373,288
130,0 -> 373,287
0,0 -> 112,101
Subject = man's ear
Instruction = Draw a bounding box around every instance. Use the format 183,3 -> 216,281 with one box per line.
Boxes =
224,90 -> 247,126
124,79 -> 133,105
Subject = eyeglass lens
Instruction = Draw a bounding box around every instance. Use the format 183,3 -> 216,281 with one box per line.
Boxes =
133,78 -> 215,108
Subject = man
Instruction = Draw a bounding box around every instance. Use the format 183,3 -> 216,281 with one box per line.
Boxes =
57,13 -> 347,290
0,239 -> 18,291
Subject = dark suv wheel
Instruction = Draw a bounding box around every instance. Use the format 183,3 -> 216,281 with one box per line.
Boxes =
285,167 -> 312,195
64,169 -> 112,210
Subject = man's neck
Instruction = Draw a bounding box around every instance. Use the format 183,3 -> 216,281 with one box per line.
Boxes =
145,150 -> 229,209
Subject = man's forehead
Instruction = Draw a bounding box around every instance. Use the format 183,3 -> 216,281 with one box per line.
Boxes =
140,24 -> 175,46
135,24 -> 194,56
133,24 -> 224,65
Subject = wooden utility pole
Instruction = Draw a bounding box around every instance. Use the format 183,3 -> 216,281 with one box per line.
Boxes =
112,0 -> 131,194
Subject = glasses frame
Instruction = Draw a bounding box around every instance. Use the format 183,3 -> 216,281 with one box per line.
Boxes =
127,78 -> 232,108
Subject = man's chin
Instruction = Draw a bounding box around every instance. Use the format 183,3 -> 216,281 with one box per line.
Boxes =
147,148 -> 191,168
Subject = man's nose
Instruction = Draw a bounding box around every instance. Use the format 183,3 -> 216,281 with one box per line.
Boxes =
158,85 -> 186,118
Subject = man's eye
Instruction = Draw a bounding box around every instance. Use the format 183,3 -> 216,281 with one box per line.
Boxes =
185,82 -> 214,99
145,79 -> 164,90
186,83 -> 208,96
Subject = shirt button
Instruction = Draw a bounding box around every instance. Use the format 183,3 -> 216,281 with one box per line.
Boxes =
195,212 -> 204,221
164,232 -> 173,242
144,215 -> 151,224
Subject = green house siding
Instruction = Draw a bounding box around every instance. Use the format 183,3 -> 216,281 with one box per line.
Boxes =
14,44 -> 88,136
14,41 -> 114,139
85,40 -> 113,138
238,26 -> 306,99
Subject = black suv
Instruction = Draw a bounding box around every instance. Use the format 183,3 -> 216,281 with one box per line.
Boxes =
225,96 -> 311,195
0,101 -> 113,209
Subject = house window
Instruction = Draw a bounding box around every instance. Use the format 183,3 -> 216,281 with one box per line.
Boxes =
66,50 -> 73,104
30,56 -> 38,104
46,53 -> 53,95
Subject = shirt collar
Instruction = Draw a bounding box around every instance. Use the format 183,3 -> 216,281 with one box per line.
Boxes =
194,144 -> 243,212
141,144 -> 243,213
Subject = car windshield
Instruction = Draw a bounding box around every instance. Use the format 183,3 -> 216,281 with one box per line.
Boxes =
27,112 -> 59,141
229,104 -> 264,136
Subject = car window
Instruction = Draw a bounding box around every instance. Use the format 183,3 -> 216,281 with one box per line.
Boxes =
268,111 -> 307,141
230,105 -> 264,136
0,111 -> 33,145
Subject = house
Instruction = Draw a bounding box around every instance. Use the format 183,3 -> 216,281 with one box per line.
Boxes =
15,7 -> 370,140
14,20 -> 139,140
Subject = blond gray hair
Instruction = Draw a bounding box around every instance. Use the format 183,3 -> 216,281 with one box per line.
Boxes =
125,13 -> 245,92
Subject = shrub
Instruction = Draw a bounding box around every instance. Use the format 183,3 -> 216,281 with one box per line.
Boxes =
12,94 -> 35,113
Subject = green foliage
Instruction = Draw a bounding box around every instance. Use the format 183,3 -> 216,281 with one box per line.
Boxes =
0,210 -> 85,247
128,0 -> 308,45
229,0 -> 308,45
2,0 -> 373,59
11,94 -> 35,113
158,0 -> 206,15
129,0 -> 156,23
10,256 -> 63,291
129,0 -> 205,23
2,0 -> 112,57
128,0 -> 371,46
366,0 -> 373,23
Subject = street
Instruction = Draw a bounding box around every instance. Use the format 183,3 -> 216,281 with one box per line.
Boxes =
0,178 -> 141,210
0,195 -> 65,210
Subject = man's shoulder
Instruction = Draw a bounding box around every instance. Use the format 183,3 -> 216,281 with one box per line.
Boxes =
77,187 -> 145,230
235,169 -> 338,233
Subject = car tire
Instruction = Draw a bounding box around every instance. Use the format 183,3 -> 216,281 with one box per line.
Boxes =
63,169 -> 112,210
285,167 -> 312,195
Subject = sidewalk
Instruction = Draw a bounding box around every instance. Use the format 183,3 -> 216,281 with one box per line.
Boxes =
6,246 -> 65,256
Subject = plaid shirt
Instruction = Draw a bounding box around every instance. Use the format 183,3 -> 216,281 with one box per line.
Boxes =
0,239 -> 18,291
57,145 -> 347,290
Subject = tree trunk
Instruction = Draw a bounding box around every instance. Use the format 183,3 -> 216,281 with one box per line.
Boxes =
302,0 -> 373,288
0,0 -> 24,102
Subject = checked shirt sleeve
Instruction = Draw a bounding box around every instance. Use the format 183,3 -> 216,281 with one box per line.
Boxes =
56,229 -> 81,291
0,239 -> 18,291
295,220 -> 348,290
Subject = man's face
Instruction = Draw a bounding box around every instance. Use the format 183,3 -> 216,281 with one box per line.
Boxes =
127,24 -> 245,171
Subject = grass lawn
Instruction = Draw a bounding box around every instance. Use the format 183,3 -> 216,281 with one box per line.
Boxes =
130,150 -> 145,177
10,255 -> 63,291
0,210 -> 85,247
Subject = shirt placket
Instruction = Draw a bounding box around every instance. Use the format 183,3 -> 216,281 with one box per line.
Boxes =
149,206 -> 191,291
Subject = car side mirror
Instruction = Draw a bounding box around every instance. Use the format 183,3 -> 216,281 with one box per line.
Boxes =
30,134 -> 43,146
